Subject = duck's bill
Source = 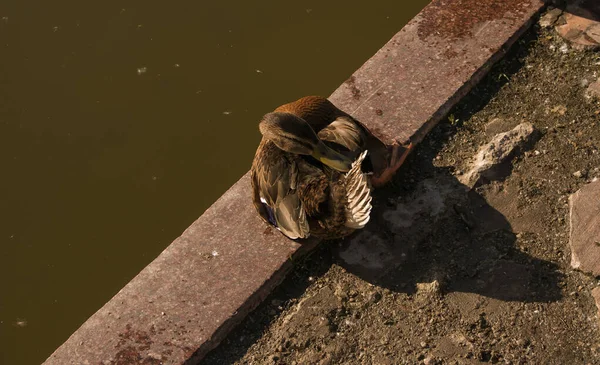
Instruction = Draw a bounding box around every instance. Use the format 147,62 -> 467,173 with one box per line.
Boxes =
312,143 -> 353,172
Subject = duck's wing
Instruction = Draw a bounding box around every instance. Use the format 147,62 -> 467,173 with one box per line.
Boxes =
318,116 -> 390,177
343,150 -> 372,229
317,116 -> 365,154
251,141 -> 310,239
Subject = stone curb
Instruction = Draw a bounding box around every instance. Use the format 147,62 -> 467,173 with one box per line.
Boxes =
43,1 -> 546,364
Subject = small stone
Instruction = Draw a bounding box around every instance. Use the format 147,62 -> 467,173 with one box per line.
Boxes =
423,355 -> 438,365
416,280 -> 441,296
586,79 -> 600,100
369,291 -> 382,304
573,170 -> 583,178
459,123 -> 539,187
551,105 -> 567,115
539,8 -> 563,28
516,338 -> 529,348
420,341 -> 428,348
147,353 -> 163,360
534,150 -> 541,156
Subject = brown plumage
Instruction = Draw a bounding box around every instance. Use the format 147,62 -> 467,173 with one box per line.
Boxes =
251,96 -> 412,240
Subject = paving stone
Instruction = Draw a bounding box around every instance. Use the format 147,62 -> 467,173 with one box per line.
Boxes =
555,0 -> 600,49
569,180 -> 600,276
43,1 -> 546,364
329,0 -> 546,146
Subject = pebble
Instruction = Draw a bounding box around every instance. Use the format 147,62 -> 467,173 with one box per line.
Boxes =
539,8 -> 563,28
416,280 -> 441,296
551,105 -> 567,115
369,291 -> 382,304
459,123 -> 538,187
423,355 -> 437,365
586,79 -> 600,100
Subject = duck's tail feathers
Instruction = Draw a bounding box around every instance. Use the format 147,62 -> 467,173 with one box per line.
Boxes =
344,150 -> 372,229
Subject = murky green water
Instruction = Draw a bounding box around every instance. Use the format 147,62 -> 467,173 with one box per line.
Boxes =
0,1 -> 429,363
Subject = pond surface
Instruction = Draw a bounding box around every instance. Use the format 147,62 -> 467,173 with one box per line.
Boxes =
0,1 -> 430,363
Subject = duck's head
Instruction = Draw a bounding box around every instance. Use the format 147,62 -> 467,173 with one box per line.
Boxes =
259,112 -> 353,172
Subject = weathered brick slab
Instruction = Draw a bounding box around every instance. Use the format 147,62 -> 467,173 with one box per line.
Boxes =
44,174 -> 318,364
330,0 -> 545,145
43,1 -> 546,364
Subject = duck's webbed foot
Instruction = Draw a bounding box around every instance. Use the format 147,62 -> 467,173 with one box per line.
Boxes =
370,140 -> 414,188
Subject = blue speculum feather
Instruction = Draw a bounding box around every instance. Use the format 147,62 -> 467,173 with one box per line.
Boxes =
264,205 -> 277,226
260,198 -> 278,227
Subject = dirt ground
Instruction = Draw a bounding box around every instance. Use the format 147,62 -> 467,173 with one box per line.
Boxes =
204,17 -> 600,365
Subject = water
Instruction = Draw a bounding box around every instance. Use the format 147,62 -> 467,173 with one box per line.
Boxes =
0,1 -> 430,363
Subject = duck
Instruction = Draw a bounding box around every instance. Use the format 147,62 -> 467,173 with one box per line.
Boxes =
250,96 -> 413,240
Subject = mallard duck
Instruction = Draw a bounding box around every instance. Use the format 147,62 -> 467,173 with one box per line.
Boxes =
251,96 -> 413,239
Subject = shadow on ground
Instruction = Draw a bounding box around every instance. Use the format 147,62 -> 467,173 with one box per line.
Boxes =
335,163 -> 563,303
331,26 -> 562,304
